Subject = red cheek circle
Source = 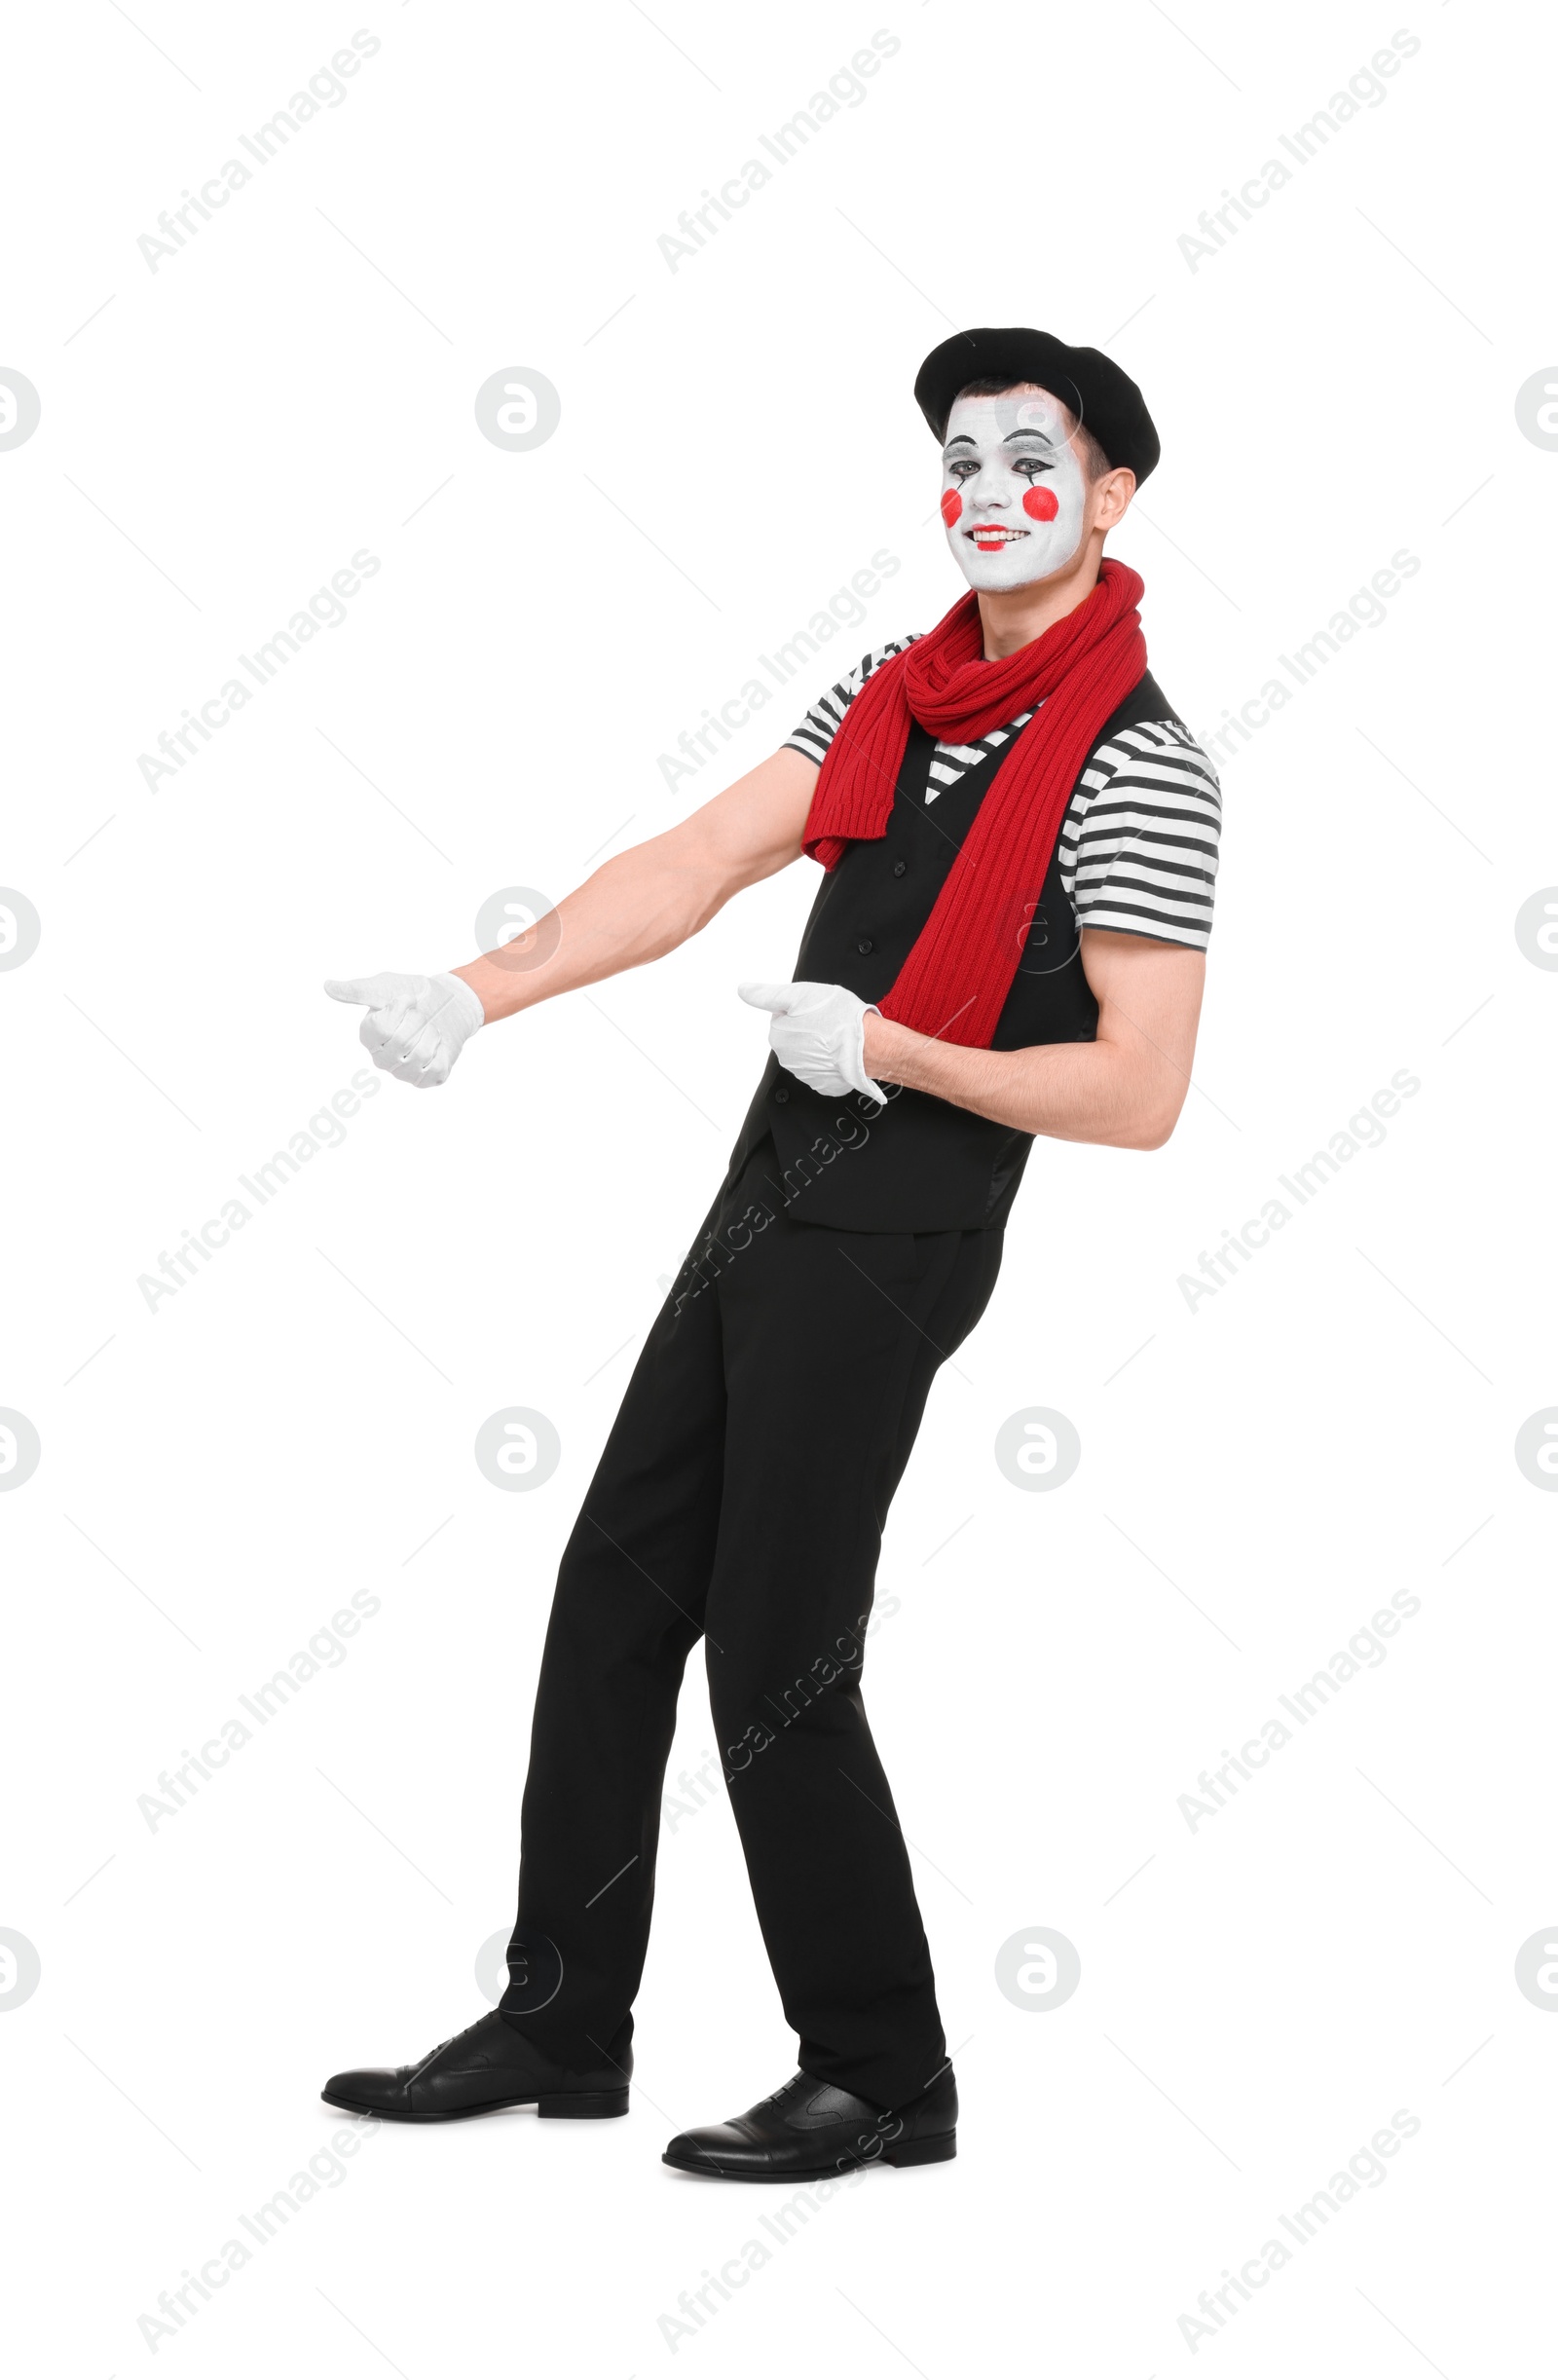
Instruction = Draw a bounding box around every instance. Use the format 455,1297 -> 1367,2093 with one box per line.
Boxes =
1022,486 -> 1059,522
940,488 -> 962,528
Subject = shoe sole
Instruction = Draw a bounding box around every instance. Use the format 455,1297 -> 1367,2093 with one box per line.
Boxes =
661,2132 -> 955,2180
319,2087 -> 629,2123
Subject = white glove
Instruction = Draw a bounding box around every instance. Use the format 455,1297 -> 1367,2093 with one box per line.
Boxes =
738,980 -> 884,1102
324,970 -> 485,1089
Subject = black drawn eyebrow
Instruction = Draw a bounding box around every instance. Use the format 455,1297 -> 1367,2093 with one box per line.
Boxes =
944,427 -> 1058,458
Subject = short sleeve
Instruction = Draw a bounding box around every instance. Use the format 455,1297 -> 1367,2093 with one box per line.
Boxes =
1057,721 -> 1222,948
783,639 -> 919,765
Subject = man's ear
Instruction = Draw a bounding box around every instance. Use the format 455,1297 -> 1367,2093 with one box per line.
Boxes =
1094,465 -> 1137,533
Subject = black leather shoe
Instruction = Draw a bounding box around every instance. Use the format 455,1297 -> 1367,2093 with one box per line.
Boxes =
662,2065 -> 955,2180
321,2012 -> 630,2123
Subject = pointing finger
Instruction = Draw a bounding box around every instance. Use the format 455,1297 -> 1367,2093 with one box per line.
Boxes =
737,981 -> 797,1014
324,976 -> 390,1007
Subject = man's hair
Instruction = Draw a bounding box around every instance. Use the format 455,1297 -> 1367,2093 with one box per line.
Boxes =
951,377 -> 1114,482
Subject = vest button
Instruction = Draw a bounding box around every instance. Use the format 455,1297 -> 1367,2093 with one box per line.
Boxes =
856,936 -> 874,955
892,860 -> 907,877
773,1084 -> 790,1104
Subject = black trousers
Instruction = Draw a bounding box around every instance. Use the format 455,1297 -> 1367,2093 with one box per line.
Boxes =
502,1136 -> 1003,2109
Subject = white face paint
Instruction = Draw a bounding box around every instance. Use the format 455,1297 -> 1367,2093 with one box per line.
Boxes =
940,387 -> 1088,593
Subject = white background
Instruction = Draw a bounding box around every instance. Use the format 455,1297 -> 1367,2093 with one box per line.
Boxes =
3,0 -> 1555,2370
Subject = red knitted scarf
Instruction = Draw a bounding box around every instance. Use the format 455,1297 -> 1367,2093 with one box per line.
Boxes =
803,558 -> 1147,1048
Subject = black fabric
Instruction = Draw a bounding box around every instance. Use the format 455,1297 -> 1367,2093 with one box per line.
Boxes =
504,1136 -> 1002,2111
726,671 -> 1182,1232
913,324 -> 1161,481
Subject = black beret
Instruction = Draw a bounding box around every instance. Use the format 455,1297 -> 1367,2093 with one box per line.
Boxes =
913,326 -> 1160,483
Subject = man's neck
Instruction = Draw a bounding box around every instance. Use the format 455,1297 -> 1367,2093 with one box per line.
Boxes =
977,541 -> 1104,659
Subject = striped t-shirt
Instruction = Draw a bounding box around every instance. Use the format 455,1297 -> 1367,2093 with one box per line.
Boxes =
785,639 -> 1223,950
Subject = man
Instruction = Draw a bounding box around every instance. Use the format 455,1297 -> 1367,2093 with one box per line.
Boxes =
320,328 -> 1221,2179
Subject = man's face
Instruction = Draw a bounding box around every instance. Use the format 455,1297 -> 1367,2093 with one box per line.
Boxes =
940,387 -> 1088,592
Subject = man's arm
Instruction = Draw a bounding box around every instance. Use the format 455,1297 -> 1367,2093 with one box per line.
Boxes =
861,928 -> 1206,1151
456,745 -> 818,1022
325,746 -> 818,1085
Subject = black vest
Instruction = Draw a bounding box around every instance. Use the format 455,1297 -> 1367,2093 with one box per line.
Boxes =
725,671 -> 1181,1231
